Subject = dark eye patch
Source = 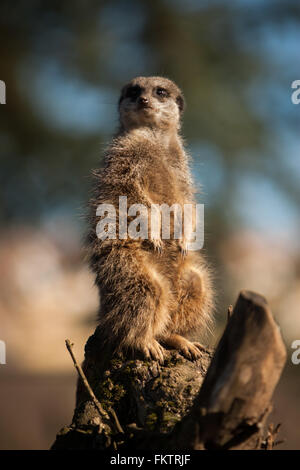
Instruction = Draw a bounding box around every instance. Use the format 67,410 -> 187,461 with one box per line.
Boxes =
125,85 -> 142,100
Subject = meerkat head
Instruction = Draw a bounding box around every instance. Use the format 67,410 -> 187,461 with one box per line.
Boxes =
118,76 -> 185,132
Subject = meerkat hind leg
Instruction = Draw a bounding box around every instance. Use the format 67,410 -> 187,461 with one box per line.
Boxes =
162,257 -> 213,361
100,252 -> 171,365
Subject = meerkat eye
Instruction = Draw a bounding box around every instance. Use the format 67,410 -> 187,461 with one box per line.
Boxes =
125,85 -> 141,100
156,87 -> 168,98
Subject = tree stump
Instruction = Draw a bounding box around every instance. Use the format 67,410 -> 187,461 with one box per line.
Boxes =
51,290 -> 287,450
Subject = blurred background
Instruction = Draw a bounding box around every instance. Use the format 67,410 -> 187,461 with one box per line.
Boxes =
0,0 -> 299,450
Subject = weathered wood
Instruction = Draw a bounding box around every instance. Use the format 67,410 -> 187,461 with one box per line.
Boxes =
51,290 -> 287,450
170,290 -> 287,449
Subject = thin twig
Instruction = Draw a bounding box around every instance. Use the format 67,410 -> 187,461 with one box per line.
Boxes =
110,408 -> 124,435
265,423 -> 282,450
65,339 -> 124,434
65,339 -> 108,419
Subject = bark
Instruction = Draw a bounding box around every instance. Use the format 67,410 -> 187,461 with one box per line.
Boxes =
51,290 -> 287,450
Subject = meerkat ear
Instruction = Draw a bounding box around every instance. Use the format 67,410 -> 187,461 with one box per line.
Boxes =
176,94 -> 185,114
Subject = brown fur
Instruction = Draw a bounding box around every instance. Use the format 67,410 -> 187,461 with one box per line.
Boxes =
86,76 -> 214,363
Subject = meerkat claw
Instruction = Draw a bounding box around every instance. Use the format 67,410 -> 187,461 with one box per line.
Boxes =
139,341 -> 165,364
151,238 -> 163,254
193,342 -> 208,353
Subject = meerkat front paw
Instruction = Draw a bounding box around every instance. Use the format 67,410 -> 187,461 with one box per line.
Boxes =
149,236 -> 163,254
178,238 -> 189,257
136,340 -> 165,364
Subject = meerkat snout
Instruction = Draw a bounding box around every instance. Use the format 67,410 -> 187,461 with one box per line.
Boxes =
137,96 -> 150,108
119,76 -> 185,131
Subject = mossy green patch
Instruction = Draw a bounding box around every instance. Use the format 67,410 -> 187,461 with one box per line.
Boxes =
146,412 -> 158,431
97,377 -> 126,409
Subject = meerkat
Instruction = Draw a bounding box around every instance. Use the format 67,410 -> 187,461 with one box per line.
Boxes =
87,76 -> 213,364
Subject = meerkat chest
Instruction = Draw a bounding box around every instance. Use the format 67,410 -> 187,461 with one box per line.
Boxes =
146,162 -> 186,206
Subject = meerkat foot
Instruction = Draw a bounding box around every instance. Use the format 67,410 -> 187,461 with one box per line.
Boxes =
162,334 -> 203,361
193,342 -> 210,353
136,339 -> 165,364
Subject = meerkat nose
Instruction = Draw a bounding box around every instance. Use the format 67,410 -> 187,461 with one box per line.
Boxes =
138,96 -> 149,108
